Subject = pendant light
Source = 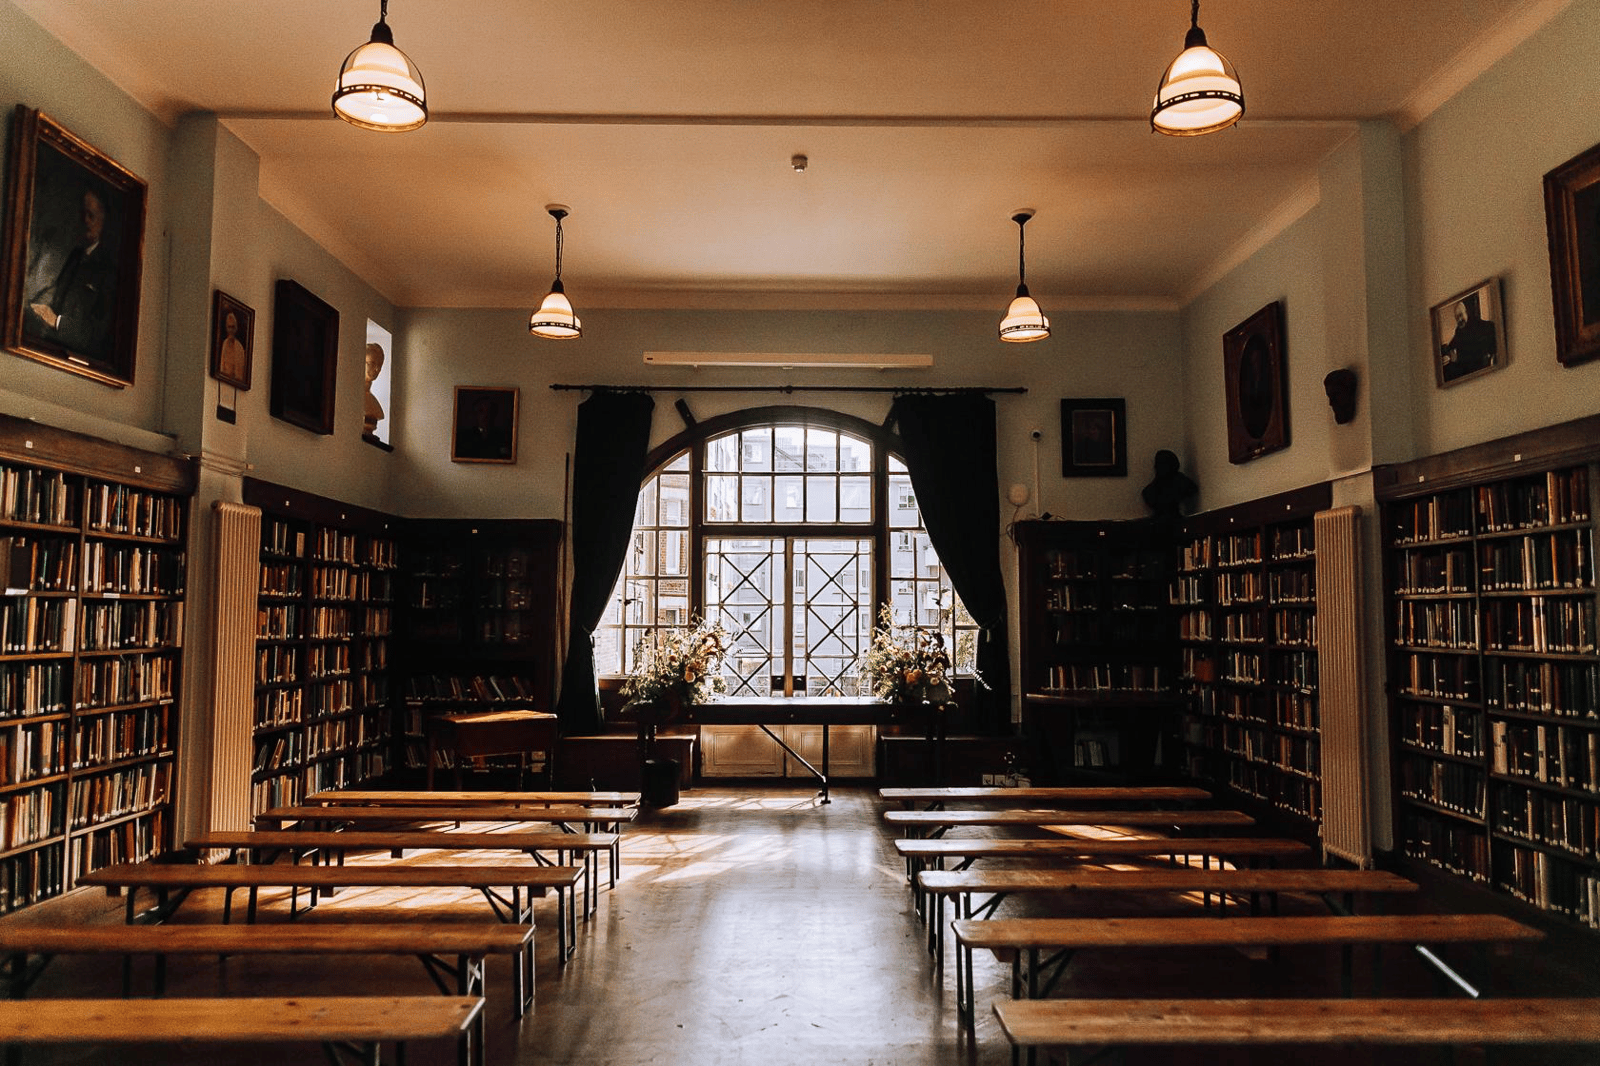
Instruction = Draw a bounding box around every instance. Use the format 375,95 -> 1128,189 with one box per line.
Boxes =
332,0 -> 428,132
998,210 -> 1049,343
530,205 -> 582,340
1151,0 -> 1244,137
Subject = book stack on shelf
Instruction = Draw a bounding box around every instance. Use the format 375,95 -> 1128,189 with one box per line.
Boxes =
245,480 -> 397,815
0,421 -> 192,915
1175,484 -> 1330,829
1015,519 -> 1178,781
1381,438 -> 1600,929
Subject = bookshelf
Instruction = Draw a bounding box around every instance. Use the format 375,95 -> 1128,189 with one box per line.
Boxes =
1376,415 -> 1600,930
398,519 -> 562,775
1015,519 -> 1179,781
0,415 -> 193,914
243,480 -> 397,813
1174,483 -> 1331,828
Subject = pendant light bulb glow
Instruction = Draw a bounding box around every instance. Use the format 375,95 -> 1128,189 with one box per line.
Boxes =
999,210 -> 1049,343
530,205 -> 583,340
332,0 -> 427,132
1151,0 -> 1243,137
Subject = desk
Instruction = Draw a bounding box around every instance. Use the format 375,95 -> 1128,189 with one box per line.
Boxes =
426,710 -> 557,789
634,697 -> 948,802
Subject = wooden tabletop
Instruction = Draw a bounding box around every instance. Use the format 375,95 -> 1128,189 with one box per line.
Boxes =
918,867 -> 1417,896
895,836 -> 1311,859
0,996 -> 483,1044
885,809 -> 1254,828
256,804 -> 636,828
952,913 -> 1542,951
993,997 -> 1600,1047
0,922 -> 532,956
80,863 -> 582,894
188,829 -> 618,853
879,786 -> 1212,804
307,789 -> 641,807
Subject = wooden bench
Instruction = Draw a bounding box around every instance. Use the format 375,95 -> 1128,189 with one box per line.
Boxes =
992,997 -> 1600,1061
307,788 -> 641,808
188,828 -> 621,914
916,867 -> 1418,959
883,808 -> 1255,842
0,995 -> 481,1066
0,924 -> 527,1066
79,862 -> 583,982
879,786 -> 1211,809
951,913 -> 1543,1032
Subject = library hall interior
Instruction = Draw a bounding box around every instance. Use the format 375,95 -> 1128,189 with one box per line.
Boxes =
3,0 -> 1600,1062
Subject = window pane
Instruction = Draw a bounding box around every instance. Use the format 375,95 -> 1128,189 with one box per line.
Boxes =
634,530 -> 658,576
741,475 -> 772,522
888,472 -> 918,528
775,475 -> 803,522
661,530 -> 688,576
706,433 -> 739,472
805,476 -> 837,522
635,477 -> 659,526
705,538 -> 779,698
774,426 -> 804,471
705,475 -> 738,521
840,476 -> 871,523
795,538 -> 871,697
840,435 -> 870,472
660,472 -> 690,525
741,428 -> 772,472
806,430 -> 838,472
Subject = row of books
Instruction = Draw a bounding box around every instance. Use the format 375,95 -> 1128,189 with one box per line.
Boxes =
1049,613 -> 1168,646
1223,723 -> 1319,777
74,654 -> 175,711
70,808 -> 165,878
1491,720 -> 1600,792
1495,785 -> 1600,858
403,674 -> 539,702
312,528 -> 358,564
0,721 -> 67,785
80,542 -> 185,596
1038,663 -> 1166,693
1394,544 -> 1473,595
1400,752 -> 1485,816
1496,843 -> 1600,929
1482,596 -> 1594,655
1394,599 -> 1478,650
1215,570 -> 1264,605
254,732 -> 302,773
308,606 -> 353,640
1399,651 -> 1478,702
69,761 -> 170,828
306,643 -> 350,678
72,705 -> 169,769
259,562 -> 302,597
1221,612 -> 1266,643
0,662 -> 67,718
0,535 -> 75,591
79,599 -> 182,652
255,687 -> 302,729
1400,701 -> 1483,758
1476,468 -> 1591,533
1272,611 -> 1316,646
1478,531 -> 1592,591
1269,524 -> 1315,560
263,519 -> 305,558
1223,760 -> 1321,821
1214,530 -> 1262,568
257,603 -> 300,640
84,484 -> 183,541
256,645 -> 300,685
0,784 -> 62,851
1391,491 -> 1474,545
0,466 -> 75,527
1485,659 -> 1599,718
1269,568 -> 1315,602
304,711 -> 387,760
0,596 -> 72,653
0,845 -> 65,913
1403,809 -> 1489,882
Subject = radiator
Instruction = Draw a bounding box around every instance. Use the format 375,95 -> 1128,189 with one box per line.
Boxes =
207,502 -> 261,836
1315,505 -> 1371,867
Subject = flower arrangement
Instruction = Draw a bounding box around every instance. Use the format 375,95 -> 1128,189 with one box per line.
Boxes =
864,604 -> 951,704
621,615 -> 730,709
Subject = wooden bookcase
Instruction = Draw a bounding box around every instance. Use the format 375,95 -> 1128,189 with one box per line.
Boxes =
1015,519 -> 1179,782
243,479 -> 397,813
1174,483 -> 1331,828
398,519 -> 562,775
1376,414 -> 1600,930
0,415 -> 193,914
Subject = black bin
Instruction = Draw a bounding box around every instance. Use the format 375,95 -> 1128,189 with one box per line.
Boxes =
643,757 -> 680,807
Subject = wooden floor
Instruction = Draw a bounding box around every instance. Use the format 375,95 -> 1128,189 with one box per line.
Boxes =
6,785 -> 1600,1065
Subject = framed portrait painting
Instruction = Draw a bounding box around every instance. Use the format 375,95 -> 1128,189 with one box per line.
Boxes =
1,106 -> 147,387
1222,301 -> 1289,465
1543,140 -> 1600,367
1431,278 -> 1506,387
1060,398 -> 1127,477
270,278 -> 339,435
210,289 -> 254,390
452,386 -> 519,464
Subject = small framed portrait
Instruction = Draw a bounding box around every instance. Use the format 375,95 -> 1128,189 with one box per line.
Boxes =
1432,278 -> 1506,387
1543,140 -> 1600,367
1,106 -> 148,387
452,386 -> 519,464
1060,398 -> 1127,477
210,289 -> 254,389
1222,301 -> 1289,465
270,278 -> 339,435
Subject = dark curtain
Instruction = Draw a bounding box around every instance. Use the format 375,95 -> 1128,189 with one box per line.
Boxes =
889,393 -> 1012,734
555,390 -> 656,735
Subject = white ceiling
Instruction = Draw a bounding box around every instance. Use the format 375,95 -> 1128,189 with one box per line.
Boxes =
12,0 -> 1568,311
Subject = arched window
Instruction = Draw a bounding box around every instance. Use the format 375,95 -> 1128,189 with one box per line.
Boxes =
594,408 -> 976,697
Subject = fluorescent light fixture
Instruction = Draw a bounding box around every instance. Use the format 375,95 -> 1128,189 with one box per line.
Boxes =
642,352 -> 934,368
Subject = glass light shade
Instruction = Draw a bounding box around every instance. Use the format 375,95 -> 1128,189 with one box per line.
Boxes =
999,289 -> 1050,343
1151,38 -> 1243,136
333,32 -> 427,132
530,284 -> 582,339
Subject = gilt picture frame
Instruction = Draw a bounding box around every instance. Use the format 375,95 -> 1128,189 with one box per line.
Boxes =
270,278 -> 339,435
1,106 -> 147,388
1543,140 -> 1600,368
1222,301 -> 1289,465
452,386 -> 519,464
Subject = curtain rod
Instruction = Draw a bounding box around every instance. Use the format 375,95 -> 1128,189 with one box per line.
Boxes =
549,384 -> 1027,394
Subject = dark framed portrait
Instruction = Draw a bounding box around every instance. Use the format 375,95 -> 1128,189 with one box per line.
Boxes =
1060,398 -> 1127,477
1543,140 -> 1600,367
1222,301 -> 1289,465
270,278 -> 339,435
1431,278 -> 1506,387
210,289 -> 254,390
452,386 -> 519,464
1,106 -> 147,388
